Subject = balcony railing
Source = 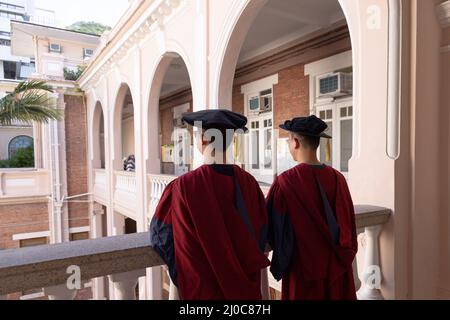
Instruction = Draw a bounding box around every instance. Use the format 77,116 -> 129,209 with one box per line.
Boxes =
0,206 -> 391,300
0,170 -> 50,200
113,171 -> 137,219
147,174 -> 176,222
93,169 -> 108,205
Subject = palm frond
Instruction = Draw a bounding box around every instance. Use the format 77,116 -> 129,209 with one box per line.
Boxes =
13,80 -> 54,95
0,80 -> 62,126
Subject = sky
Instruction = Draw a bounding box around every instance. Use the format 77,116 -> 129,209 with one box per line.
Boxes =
35,0 -> 130,28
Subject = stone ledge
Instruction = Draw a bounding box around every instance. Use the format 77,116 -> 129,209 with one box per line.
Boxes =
355,205 -> 391,229
0,233 -> 164,295
0,206 -> 391,295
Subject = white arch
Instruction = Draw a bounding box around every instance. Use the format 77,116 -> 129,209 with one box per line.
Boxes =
111,82 -> 136,170
143,45 -> 195,172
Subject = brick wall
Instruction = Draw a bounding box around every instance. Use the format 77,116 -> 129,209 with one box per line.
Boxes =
232,62 -> 310,138
64,95 -> 89,229
273,63 -> 310,138
0,202 -> 50,250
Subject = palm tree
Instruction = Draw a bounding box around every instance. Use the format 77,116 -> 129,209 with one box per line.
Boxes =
0,80 -> 63,126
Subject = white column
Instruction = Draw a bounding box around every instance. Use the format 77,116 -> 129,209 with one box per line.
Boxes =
109,270 -> 146,300
169,278 -> 179,300
44,284 -> 77,300
146,267 -> 163,300
357,225 -> 384,300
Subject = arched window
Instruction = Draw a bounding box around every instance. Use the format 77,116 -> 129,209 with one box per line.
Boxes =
9,135 -> 33,159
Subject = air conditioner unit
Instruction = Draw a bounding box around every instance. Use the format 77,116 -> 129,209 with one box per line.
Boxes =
317,72 -> 352,98
49,43 -> 61,53
84,48 -> 94,58
248,91 -> 273,115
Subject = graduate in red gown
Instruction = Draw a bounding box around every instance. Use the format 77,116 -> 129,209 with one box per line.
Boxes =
150,109 -> 270,300
267,115 -> 357,300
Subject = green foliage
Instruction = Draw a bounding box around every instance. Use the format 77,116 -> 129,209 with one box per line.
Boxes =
64,65 -> 87,81
66,21 -> 111,36
0,80 -> 62,126
0,146 -> 34,168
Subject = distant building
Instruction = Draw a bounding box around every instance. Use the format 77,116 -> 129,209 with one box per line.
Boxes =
0,20 -> 99,300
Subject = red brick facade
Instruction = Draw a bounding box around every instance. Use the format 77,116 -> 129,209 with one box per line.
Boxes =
273,64 -> 310,138
64,94 -> 90,230
0,201 -> 50,250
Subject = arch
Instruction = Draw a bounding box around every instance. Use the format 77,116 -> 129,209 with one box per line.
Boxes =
144,51 -> 195,174
112,82 -> 136,170
8,135 -> 33,159
213,1 -> 358,146
92,101 -> 106,169
213,0 -> 268,108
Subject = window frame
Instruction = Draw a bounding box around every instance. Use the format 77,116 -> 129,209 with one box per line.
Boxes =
316,99 -> 353,178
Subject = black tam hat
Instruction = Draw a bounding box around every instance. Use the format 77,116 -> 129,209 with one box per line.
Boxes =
182,109 -> 248,133
280,115 -> 332,139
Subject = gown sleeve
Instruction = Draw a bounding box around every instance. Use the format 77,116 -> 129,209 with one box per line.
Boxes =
266,178 -> 295,281
149,181 -> 178,286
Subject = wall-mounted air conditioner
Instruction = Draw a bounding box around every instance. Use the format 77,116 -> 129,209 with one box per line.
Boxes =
248,89 -> 273,115
49,43 -> 61,53
84,48 -> 94,59
317,72 -> 352,98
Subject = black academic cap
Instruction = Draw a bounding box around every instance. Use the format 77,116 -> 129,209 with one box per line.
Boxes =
182,109 -> 249,133
280,115 -> 332,139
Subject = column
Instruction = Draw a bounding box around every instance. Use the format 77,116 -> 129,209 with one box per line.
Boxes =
109,270 -> 146,300
357,226 -> 384,300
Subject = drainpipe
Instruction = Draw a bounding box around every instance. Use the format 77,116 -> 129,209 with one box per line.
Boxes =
51,104 -> 63,243
49,90 -> 69,244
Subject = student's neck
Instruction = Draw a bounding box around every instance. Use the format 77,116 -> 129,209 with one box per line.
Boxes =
296,152 -> 321,166
203,151 -> 229,165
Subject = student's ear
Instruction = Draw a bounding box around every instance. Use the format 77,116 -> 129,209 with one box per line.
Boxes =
293,136 -> 301,150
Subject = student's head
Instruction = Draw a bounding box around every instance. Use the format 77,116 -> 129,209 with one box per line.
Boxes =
288,132 -> 320,157
182,109 -> 248,163
280,115 -> 331,163
196,127 -> 235,154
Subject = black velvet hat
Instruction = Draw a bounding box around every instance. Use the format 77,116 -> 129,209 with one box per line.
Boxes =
182,109 -> 248,133
280,115 -> 332,139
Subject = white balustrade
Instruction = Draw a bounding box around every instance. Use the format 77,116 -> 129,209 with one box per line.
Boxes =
109,270 -> 146,300
93,169 -> 108,203
357,225 -> 384,300
147,174 -> 177,220
113,171 -> 138,217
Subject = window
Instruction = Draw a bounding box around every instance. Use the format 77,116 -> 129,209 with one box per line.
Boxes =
0,38 -> 10,46
83,48 -> 94,59
49,43 -> 61,53
20,237 -> 48,248
9,135 -> 33,159
3,60 -> 17,79
0,11 -> 24,20
317,104 -> 353,174
70,232 -> 89,241
0,2 -> 25,11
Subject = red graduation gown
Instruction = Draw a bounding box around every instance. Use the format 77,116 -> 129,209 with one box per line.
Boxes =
267,164 -> 357,300
150,165 -> 270,300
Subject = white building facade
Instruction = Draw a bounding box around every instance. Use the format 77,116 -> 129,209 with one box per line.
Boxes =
77,0 -> 450,301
